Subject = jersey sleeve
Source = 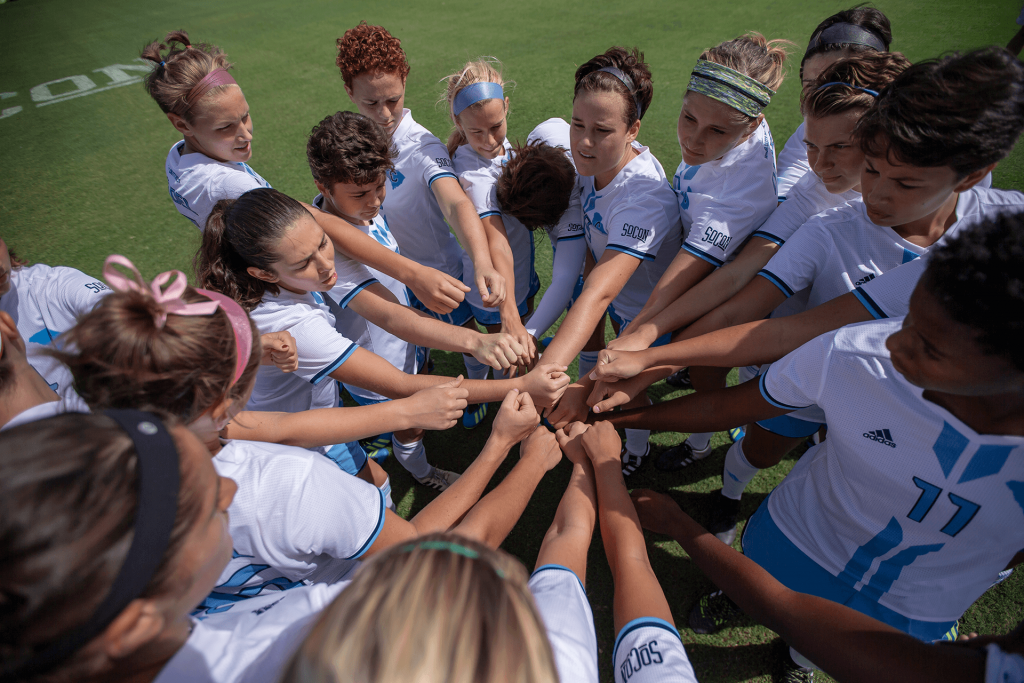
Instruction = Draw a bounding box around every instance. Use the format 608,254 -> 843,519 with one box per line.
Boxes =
552,187 -> 585,242
759,329 -> 838,412
51,266 -> 113,321
604,192 -> 673,261
271,452 -> 386,562
528,565 -> 599,683
986,643 -> 1024,683
261,305 -> 357,386
854,255 -> 926,320
413,137 -> 459,188
329,255 -> 379,308
680,192 -> 771,267
757,218 -> 833,299
753,172 -> 830,246
525,233 -> 587,338
612,618 -> 697,683
458,166 -> 501,218
776,123 -> 811,200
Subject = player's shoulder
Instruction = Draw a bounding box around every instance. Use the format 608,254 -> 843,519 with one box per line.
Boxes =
527,117 -> 571,147
962,185 -> 1024,216
829,317 -> 902,361
802,198 -> 868,232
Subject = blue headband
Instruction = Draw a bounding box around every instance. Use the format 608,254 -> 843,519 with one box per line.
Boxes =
453,81 -> 504,116
815,81 -> 879,97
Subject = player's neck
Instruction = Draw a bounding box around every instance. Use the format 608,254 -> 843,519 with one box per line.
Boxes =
924,389 -> 1024,438
0,367 -> 59,429
892,192 -> 959,247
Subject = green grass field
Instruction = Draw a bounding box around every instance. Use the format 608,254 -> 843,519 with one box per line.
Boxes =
3,0 -> 1023,680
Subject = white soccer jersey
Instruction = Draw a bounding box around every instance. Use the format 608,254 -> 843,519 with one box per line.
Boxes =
753,170 -> 859,246
987,643 -> 1024,683
455,140 -> 538,313
776,122 -> 810,200
524,118 -> 587,338
528,565 -> 598,683
612,617 -> 697,683
760,318 -> 1024,622
1,392 -> 89,431
581,142 -> 682,322
165,141 -> 271,231
154,582 -> 347,683
313,197 -> 418,402
676,119 -> 778,267
195,439 -> 385,613
246,289 -> 364,466
0,263 -> 111,397
383,109 -> 465,278
854,187 -> 1024,319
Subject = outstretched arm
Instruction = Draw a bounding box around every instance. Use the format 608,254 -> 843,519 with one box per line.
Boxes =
630,490 -> 988,683
481,214 -> 535,365
583,421 -> 674,631
540,423 -> 599,583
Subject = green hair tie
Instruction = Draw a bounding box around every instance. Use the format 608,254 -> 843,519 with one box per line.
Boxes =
686,60 -> 775,117
398,540 -> 506,577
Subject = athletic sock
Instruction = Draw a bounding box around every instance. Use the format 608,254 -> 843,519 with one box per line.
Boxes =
393,436 -> 432,480
463,354 -> 491,381
578,350 -> 600,379
378,476 -> 395,511
686,431 -> 713,452
721,438 -> 760,500
625,428 -> 650,456
789,648 -> 818,671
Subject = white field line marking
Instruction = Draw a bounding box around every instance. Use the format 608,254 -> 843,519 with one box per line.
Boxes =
36,77 -> 143,107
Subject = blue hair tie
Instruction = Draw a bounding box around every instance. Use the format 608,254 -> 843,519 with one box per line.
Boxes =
160,61 -> 166,67
453,81 -> 504,116
815,81 -> 879,97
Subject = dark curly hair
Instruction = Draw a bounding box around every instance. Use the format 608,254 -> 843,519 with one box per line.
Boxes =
924,211 -> 1024,372
801,51 -> 911,118
574,47 -> 653,126
857,47 -> 1024,178
336,22 -> 411,89
496,141 -> 576,230
307,111 -> 397,189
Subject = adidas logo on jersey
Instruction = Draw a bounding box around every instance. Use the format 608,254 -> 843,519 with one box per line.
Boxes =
863,429 -> 896,448
854,273 -> 876,287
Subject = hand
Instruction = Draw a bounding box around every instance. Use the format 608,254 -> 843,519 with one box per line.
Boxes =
589,348 -> 648,383
521,425 -> 562,472
580,420 -> 622,466
410,265 -> 470,315
475,265 -> 507,308
259,331 -> 298,373
605,328 -> 657,353
630,489 -> 686,537
555,421 -> 590,467
588,372 -> 657,414
501,316 -> 536,368
0,310 -> 28,365
402,377 -> 469,431
545,381 -> 591,429
490,388 -> 541,448
519,363 -> 571,409
473,332 -> 525,371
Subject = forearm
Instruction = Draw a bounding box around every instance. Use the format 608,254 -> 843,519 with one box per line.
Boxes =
591,458 -> 650,581
542,290 -> 613,366
526,239 -> 586,338
409,437 -> 513,534
626,251 -> 714,333
487,227 -> 520,322
456,455 -> 552,548
225,404 -> 413,446
447,200 -> 495,271
311,205 -> 422,286
535,460 -> 598,580
595,381 -> 784,432
371,300 -> 481,355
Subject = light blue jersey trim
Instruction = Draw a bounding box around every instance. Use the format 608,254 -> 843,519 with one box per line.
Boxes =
607,244 -> 654,261
758,372 -> 807,411
427,171 -> 458,186
680,242 -> 724,267
532,563 -> 587,593
853,287 -> 888,320
346,488 -> 387,560
311,344 -> 357,385
612,617 -> 681,666
479,210 -> 501,219
757,269 -> 794,297
751,230 -> 786,247
338,279 -> 379,308
558,233 -> 586,242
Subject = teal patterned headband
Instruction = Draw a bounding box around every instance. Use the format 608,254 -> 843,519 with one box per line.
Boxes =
686,60 -> 775,117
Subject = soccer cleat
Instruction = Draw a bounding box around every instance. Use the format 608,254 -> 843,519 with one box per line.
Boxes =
728,426 -> 745,442
706,492 -> 741,546
665,367 -> 693,390
538,336 -> 554,349
415,467 -> 461,492
621,442 -> 651,477
462,403 -> 488,429
361,435 -> 392,463
654,439 -> 713,472
780,653 -> 815,682
688,589 -> 743,634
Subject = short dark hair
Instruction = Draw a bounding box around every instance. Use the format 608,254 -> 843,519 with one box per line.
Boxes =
857,47 -> 1024,178
496,141 -> 576,230
925,211 -> 1024,371
574,47 -> 653,126
801,6 -> 892,77
307,111 -> 397,189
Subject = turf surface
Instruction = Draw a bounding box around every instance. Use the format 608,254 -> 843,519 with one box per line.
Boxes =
2,0 -> 1023,680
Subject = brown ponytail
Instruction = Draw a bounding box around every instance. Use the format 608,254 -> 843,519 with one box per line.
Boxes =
140,30 -> 233,121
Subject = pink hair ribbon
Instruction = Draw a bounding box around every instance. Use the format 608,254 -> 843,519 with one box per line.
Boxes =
185,68 -> 238,111
102,255 -> 253,386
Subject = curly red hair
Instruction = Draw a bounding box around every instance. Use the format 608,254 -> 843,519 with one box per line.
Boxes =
336,22 -> 411,89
